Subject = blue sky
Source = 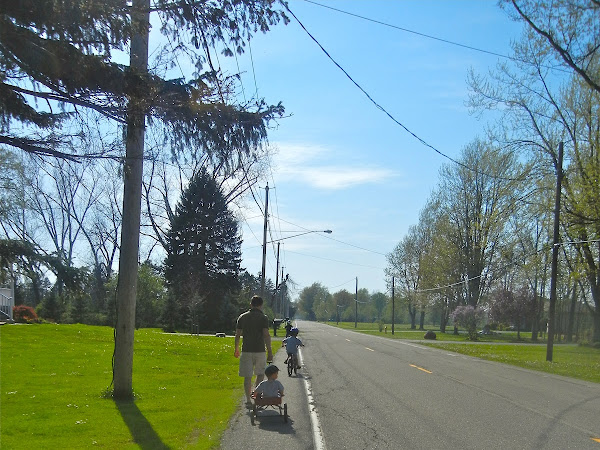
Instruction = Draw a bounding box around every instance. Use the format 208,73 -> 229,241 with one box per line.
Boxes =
228,0 -> 525,297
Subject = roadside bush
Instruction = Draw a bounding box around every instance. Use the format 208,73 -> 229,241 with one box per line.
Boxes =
451,305 -> 486,340
13,305 -> 39,323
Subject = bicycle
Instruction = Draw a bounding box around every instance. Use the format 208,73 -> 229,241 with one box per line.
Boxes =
286,353 -> 298,376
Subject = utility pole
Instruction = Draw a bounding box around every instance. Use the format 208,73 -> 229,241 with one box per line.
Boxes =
275,242 -> 280,316
354,277 -> 358,328
260,184 -> 269,299
391,276 -> 395,335
546,142 -> 563,362
280,266 -> 285,317
113,0 -> 149,400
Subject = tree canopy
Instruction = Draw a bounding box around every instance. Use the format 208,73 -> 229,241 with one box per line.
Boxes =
0,0 -> 287,160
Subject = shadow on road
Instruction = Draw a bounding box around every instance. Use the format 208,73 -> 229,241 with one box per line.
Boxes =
252,413 -> 296,435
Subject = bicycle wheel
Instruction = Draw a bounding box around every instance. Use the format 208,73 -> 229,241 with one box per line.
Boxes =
287,358 -> 293,376
283,403 -> 288,423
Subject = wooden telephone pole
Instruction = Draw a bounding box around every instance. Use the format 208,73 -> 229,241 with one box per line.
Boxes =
113,0 -> 149,399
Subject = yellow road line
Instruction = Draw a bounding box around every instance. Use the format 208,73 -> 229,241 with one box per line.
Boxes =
592,438 -> 600,443
365,347 -> 375,352
409,364 -> 432,374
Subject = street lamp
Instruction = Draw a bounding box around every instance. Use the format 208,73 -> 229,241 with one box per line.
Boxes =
260,229 -> 333,301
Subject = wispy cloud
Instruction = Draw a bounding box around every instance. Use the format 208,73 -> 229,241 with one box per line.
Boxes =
273,142 -> 397,190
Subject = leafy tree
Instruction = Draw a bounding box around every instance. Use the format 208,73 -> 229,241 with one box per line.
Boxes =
386,225 -> 425,328
504,0 -> 600,94
135,263 -> 166,329
332,289 -> 354,322
437,140 -> 524,307
489,286 -> 536,340
297,283 -> 331,321
451,305 -> 486,341
164,167 -> 241,331
371,292 -> 388,322
469,22 -> 600,342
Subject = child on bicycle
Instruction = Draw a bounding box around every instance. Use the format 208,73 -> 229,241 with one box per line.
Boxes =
282,327 -> 303,369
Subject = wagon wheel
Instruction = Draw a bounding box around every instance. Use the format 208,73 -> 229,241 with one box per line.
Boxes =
283,403 -> 288,423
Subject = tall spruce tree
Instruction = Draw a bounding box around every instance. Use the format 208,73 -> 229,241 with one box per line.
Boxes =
164,168 -> 241,331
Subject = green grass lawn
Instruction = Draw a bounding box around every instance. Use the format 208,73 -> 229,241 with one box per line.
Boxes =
420,343 -> 600,384
0,324 -> 250,449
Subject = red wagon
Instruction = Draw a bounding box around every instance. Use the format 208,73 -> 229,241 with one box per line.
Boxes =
250,393 -> 288,425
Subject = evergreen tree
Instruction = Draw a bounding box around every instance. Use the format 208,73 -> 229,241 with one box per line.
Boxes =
164,168 -> 241,330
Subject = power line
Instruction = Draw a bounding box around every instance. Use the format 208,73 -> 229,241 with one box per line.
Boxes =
283,2 -> 531,183
301,0 -> 570,74
273,216 -> 388,256
285,249 -> 384,270
248,37 -> 259,100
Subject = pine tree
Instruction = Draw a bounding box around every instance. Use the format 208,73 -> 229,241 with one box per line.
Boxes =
164,168 -> 241,330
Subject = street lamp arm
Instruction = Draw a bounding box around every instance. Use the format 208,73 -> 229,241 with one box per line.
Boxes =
267,229 -> 332,243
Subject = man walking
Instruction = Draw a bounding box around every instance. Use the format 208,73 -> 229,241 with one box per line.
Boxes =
234,295 -> 273,404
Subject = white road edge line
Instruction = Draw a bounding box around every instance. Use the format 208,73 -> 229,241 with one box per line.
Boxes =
299,348 -> 326,450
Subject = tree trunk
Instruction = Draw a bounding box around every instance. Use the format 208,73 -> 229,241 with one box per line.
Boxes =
408,303 -> 416,329
593,309 -> 600,344
113,0 -> 149,400
531,277 -> 540,341
566,282 -> 577,343
419,309 -> 425,330
440,303 -> 447,334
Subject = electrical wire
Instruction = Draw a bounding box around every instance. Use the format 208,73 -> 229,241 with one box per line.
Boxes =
301,0 -> 570,74
283,2 -> 529,182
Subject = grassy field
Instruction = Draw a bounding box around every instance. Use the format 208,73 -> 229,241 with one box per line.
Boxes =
420,342 -> 600,383
0,323 -> 251,449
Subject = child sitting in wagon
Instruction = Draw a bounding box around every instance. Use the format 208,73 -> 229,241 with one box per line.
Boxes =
252,364 -> 284,404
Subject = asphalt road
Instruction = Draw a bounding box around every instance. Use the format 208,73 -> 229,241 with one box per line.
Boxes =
221,321 -> 600,449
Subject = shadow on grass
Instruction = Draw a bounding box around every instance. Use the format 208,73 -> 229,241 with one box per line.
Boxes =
115,400 -> 171,449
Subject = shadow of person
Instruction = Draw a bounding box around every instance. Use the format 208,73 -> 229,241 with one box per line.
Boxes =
115,400 -> 171,449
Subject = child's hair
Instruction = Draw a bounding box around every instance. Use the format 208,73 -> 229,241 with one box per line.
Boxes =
265,364 -> 279,377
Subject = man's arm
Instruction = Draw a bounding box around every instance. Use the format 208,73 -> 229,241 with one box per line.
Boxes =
234,329 -> 242,358
262,328 -> 273,361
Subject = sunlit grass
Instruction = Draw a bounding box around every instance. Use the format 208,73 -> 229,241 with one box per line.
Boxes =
420,342 -> 600,384
328,321 -> 534,342
0,324 -> 247,449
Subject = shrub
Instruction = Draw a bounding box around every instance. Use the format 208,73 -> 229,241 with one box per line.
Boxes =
451,305 -> 486,340
13,305 -> 39,323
